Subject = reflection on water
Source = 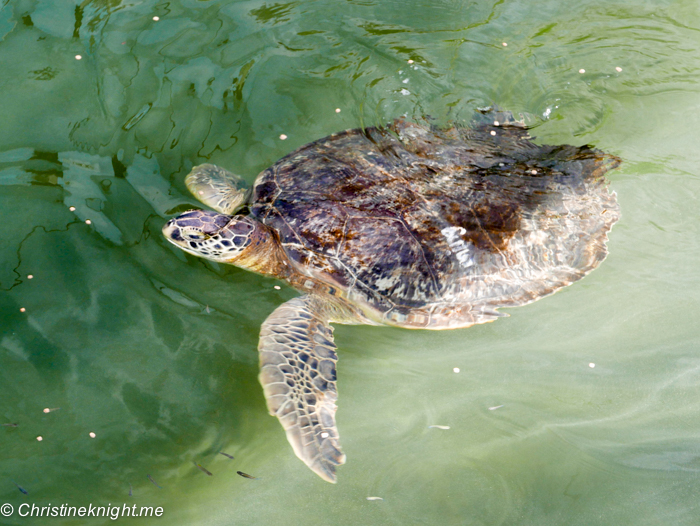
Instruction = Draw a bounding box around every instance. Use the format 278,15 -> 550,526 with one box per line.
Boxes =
1,0 -> 700,524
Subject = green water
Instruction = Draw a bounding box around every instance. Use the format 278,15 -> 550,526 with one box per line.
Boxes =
1,0 -> 700,524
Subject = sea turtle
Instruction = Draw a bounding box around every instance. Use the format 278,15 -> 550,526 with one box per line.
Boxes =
162,110 -> 620,483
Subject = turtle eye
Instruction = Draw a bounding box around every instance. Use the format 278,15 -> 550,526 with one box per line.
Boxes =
181,227 -> 210,242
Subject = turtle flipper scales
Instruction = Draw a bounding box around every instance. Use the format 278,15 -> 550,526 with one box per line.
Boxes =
258,295 -> 345,483
185,164 -> 248,214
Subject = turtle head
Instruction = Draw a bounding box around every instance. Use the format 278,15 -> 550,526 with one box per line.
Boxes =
163,209 -> 258,263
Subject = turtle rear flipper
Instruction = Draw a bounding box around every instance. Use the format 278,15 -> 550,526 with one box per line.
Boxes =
258,295 -> 346,483
185,164 -> 250,215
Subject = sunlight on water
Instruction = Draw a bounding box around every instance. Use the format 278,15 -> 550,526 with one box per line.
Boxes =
1,0 -> 700,524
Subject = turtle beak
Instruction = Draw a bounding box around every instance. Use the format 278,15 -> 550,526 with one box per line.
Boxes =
162,218 -> 184,245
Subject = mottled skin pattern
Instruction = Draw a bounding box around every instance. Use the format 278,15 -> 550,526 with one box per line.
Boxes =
163,111 -> 620,483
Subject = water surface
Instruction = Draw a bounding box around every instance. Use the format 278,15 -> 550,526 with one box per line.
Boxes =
1,0 -> 700,524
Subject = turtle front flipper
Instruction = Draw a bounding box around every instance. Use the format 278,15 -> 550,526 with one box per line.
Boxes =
258,295 -> 345,483
185,164 -> 249,214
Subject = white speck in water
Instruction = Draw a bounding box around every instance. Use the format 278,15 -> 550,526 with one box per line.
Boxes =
198,190 -> 204,195
531,169 -> 537,175
27,274 -> 33,279
489,405 -> 504,411
20,307 -> 26,313
490,130 -> 496,136
402,78 -> 409,84
498,163 -> 504,167
453,367 -> 460,373
335,108 -> 341,113
153,16 -> 160,21
400,89 -> 410,96
579,68 -> 585,74
75,55 -> 82,60
543,107 -> 551,118
407,59 -> 414,64
89,432 -> 96,438
615,67 -> 622,72
589,363 -> 596,368
43,408 -> 50,413
321,432 -> 329,438
366,497 -> 384,501
274,285 -> 281,290
493,120 -> 500,126
279,134 -> 287,140
37,436 -> 43,441
502,42 -> 508,47
69,206 -> 76,211
85,219 -> 92,225
428,425 -> 450,430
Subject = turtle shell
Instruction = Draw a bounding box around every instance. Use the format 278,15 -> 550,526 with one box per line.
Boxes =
249,113 -> 620,329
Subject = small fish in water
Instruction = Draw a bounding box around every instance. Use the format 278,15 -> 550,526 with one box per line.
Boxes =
43,407 -> 60,413
13,481 -> 28,495
488,405 -> 504,411
147,474 -> 162,488
428,425 -> 450,430
219,452 -> 235,460
194,463 -> 213,476
366,496 -> 383,501
205,305 -> 210,314
129,484 -> 133,497
237,471 -> 257,479
2,423 -> 18,427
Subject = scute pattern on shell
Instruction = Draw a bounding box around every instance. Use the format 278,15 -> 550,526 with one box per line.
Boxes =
250,113 -> 620,328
